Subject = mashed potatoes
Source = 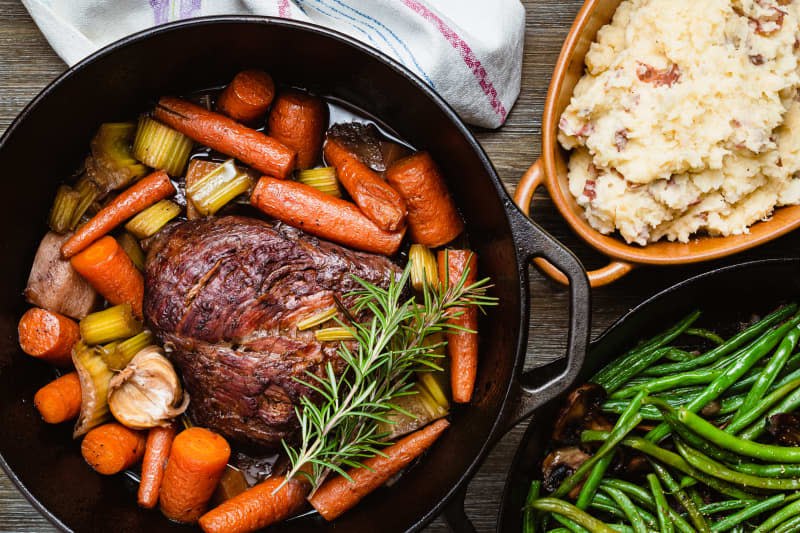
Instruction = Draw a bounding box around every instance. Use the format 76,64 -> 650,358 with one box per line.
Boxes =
558,0 -> 800,245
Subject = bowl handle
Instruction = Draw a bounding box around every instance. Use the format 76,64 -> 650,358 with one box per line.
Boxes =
442,190 -> 593,533
514,159 -> 634,287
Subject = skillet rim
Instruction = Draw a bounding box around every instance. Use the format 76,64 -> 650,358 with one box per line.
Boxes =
0,15 -> 529,533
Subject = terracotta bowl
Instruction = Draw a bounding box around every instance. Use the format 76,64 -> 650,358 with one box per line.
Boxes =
514,0 -> 800,287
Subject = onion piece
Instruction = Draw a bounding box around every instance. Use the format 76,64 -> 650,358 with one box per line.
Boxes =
72,341 -> 114,438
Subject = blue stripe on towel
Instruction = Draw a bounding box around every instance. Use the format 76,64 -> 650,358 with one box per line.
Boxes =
294,0 -> 378,46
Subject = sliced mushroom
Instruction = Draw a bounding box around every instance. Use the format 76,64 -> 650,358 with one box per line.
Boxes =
108,346 -> 189,429
552,383 -> 607,443
767,413 -> 800,446
541,446 -> 591,493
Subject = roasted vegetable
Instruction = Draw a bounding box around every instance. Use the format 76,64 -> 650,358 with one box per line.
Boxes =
48,185 -> 80,234
117,232 -> 146,271
79,303 -> 143,345
297,307 -> 338,330
132,116 -> 193,176
409,244 -> 438,292
108,346 -> 189,429
81,422 -> 146,475
375,382 -> 448,439
70,176 -> 99,229
186,159 -> 252,216
296,167 -> 341,197
315,327 -> 355,341
87,123 -> 148,196
124,199 -> 181,238
100,329 -> 153,371
72,341 -> 114,437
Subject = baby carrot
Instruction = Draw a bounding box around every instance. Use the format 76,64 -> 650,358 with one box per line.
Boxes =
324,138 -> 407,231
155,97 -> 296,179
61,170 -> 176,258
33,372 -> 82,424
438,250 -> 479,403
81,422 -> 146,475
269,90 -> 326,169
18,307 -> 80,366
217,70 -> 275,124
250,176 -> 405,256
138,423 -> 178,509
71,236 -> 144,319
160,427 -> 231,524
199,476 -> 310,533
309,419 -> 450,520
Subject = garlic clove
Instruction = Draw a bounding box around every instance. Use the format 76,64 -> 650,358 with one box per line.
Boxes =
108,345 -> 189,429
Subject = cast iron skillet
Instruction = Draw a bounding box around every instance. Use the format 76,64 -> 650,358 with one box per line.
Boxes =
496,257 -> 800,532
0,17 -> 591,533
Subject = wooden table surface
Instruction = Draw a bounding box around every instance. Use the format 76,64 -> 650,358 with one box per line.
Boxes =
4,1 -> 800,531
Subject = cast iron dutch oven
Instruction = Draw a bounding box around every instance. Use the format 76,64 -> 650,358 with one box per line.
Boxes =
0,17 -> 591,533
496,258 -> 800,532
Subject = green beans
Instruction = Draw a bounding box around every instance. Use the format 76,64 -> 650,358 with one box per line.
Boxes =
553,391 -> 646,499
582,431 -> 755,500
730,324 -> 800,426
730,461 -> 800,478
698,500 -> 751,514
725,377 -> 800,435
773,514 -> 800,533
685,328 -> 724,345
677,406 -> 800,463
754,498 -> 800,532
676,440 -> 800,490
646,474 -> 673,533
602,347 -> 677,394
610,369 -> 722,400
650,460 -> 710,533
600,487 -> 647,533
523,480 -> 540,533
592,310 -> 701,387
739,380 -> 800,441
528,499 -> 619,533
552,513 -> 591,533
663,348 -> 697,362
643,305 -> 797,377
577,454 -> 614,510
709,493 -> 786,532
646,313 -> 800,443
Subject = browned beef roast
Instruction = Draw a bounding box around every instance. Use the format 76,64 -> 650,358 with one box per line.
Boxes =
144,216 -> 401,448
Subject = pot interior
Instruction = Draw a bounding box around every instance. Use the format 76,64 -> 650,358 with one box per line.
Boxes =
0,18 -> 522,533
543,0 -> 800,265
497,258 -> 800,532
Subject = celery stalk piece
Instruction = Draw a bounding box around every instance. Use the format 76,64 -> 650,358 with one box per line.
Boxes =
124,199 -> 181,239
186,159 -> 252,216
79,304 -> 143,345
49,185 -> 81,234
297,167 -> 341,197
133,116 -> 193,176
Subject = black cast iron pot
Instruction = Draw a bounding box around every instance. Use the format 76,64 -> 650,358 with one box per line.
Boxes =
496,257 -> 800,532
0,17 -> 591,533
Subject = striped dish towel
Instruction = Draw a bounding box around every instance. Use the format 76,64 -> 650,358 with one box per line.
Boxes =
21,0 -> 525,128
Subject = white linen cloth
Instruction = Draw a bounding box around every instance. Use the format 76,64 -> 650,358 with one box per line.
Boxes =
21,0 -> 525,128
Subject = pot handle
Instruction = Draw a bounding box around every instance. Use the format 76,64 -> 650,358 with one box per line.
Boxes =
442,183 -> 592,533
514,159 -> 634,287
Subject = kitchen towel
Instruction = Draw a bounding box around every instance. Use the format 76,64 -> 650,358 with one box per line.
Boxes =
21,0 -> 525,128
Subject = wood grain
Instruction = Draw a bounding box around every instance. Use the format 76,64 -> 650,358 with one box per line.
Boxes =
4,1 -> 800,532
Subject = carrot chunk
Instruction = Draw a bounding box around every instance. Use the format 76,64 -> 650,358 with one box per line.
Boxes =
309,419 -> 450,520
70,236 -> 144,319
269,90 -> 326,169
34,372 -> 82,424
81,422 -> 146,475
138,424 -> 178,509
61,170 -> 176,258
250,176 -> 405,256
324,138 -> 406,231
386,152 -> 463,247
199,476 -> 309,533
159,427 -> 231,524
155,97 -> 296,179
217,70 -> 275,124
18,308 -> 80,366
438,249 -> 478,403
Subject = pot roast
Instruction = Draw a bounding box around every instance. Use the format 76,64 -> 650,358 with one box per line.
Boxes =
144,216 -> 401,448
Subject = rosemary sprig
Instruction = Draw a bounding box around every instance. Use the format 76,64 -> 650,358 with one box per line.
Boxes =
280,259 -> 495,495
